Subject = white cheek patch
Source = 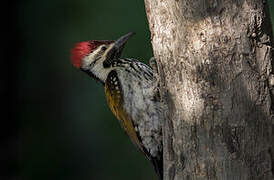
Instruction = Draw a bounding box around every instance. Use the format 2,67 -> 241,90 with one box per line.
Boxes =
81,47 -> 102,70
82,44 -> 115,70
81,44 -> 115,82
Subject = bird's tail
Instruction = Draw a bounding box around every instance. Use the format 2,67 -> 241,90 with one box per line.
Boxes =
152,155 -> 163,180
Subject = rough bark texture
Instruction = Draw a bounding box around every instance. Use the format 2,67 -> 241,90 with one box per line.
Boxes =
144,0 -> 274,179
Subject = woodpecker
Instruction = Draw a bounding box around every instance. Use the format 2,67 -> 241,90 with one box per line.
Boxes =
70,32 -> 164,180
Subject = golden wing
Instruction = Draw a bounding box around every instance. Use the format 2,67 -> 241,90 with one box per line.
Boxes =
104,70 -> 148,157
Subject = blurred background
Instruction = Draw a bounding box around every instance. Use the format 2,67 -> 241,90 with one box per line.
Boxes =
6,1 -> 274,180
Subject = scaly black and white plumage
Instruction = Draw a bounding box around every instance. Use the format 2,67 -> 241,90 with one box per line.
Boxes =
71,32 -> 164,180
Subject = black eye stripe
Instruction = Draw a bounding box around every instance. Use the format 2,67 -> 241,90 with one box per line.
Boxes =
89,56 -> 101,67
94,56 -> 101,63
101,46 -> 107,51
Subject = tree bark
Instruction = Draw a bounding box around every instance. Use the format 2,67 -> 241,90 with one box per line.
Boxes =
144,0 -> 274,179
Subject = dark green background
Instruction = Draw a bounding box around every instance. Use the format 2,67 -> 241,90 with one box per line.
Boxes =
9,1 -> 274,180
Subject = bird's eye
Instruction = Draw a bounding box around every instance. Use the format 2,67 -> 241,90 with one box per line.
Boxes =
101,46 -> 107,51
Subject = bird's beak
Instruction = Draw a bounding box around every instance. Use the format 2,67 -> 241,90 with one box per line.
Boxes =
114,32 -> 135,53
104,32 -> 135,67
112,32 -> 136,58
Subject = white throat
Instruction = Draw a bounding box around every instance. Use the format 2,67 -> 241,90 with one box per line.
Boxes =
91,63 -> 113,82
81,44 -> 114,83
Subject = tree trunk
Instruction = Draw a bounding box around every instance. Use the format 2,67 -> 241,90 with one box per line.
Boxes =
144,0 -> 274,179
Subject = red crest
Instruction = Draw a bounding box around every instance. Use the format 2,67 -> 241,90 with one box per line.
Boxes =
70,40 -> 114,68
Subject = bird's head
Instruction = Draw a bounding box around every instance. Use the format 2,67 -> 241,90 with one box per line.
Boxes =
71,32 -> 135,83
